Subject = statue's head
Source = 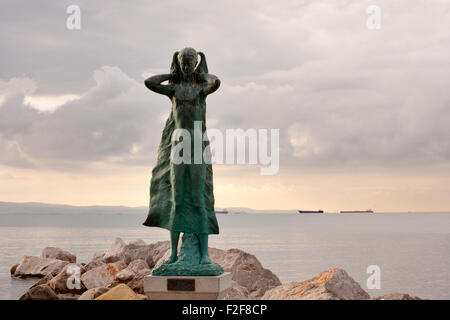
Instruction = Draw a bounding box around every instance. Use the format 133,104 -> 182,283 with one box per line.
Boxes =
178,47 -> 198,76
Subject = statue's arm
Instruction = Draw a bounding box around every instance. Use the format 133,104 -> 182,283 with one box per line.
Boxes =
200,74 -> 221,96
144,74 -> 174,97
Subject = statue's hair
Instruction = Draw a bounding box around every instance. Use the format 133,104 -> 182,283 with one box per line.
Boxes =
169,48 -> 208,84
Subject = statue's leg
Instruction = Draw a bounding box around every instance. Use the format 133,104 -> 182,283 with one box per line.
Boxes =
199,233 -> 212,264
165,231 -> 180,264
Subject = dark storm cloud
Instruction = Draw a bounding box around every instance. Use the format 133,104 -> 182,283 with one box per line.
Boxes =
1,0 -> 450,171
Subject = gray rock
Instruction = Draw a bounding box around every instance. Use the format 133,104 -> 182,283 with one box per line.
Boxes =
262,268 -> 370,300
58,293 -> 81,300
30,274 -> 54,289
372,293 -> 421,300
41,247 -> 76,263
224,281 -> 251,300
209,247 -> 281,298
10,263 -> 18,275
93,252 -> 105,260
78,287 -> 109,300
85,259 -> 106,271
81,261 -> 127,290
19,284 -> 59,300
49,263 -> 86,293
114,259 -> 152,293
102,238 -> 127,263
146,241 -> 170,267
324,269 -> 370,300
13,256 -> 69,277
102,237 -> 169,267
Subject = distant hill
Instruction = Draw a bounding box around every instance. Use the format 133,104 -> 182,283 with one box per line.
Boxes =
0,201 -> 147,215
0,201 -> 296,215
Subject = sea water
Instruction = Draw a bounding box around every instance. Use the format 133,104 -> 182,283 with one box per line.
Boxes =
0,212 -> 449,300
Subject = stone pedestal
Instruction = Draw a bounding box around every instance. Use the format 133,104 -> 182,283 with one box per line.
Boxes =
144,272 -> 232,300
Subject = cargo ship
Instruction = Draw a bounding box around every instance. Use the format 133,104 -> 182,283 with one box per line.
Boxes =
340,209 -> 374,213
298,209 -> 324,214
215,208 -> 229,214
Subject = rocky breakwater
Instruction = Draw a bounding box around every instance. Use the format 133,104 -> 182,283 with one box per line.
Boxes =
11,237 -> 281,300
11,238 -> 421,300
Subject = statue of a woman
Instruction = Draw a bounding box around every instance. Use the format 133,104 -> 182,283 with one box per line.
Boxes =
142,48 -> 222,275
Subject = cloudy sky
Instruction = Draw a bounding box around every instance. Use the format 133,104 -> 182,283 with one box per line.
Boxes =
1,0 -> 450,211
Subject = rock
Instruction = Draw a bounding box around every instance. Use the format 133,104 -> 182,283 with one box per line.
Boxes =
85,259 -> 105,272
145,241 -> 170,267
224,280 -> 250,300
95,284 -> 147,300
78,287 -> 110,300
10,263 -> 18,275
114,259 -> 152,293
209,248 -> 281,298
49,263 -> 86,293
262,268 -> 370,300
103,238 -> 127,263
93,252 -> 105,260
81,261 -> 127,290
128,239 -> 147,247
372,293 -> 421,300
41,247 -> 76,263
13,256 -> 69,277
102,237 -> 170,267
58,293 -> 81,300
30,274 -> 54,289
19,284 -> 59,300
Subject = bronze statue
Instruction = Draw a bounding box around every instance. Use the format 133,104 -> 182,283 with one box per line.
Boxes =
143,48 -> 223,276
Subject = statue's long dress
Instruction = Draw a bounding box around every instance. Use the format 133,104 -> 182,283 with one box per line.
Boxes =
142,104 -> 219,235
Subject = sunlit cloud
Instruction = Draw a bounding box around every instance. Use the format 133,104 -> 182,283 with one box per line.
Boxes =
23,94 -> 80,112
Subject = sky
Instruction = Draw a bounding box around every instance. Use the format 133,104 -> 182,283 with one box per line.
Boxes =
1,0 -> 450,211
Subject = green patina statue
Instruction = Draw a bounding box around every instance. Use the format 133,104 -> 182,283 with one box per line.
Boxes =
142,48 -> 223,276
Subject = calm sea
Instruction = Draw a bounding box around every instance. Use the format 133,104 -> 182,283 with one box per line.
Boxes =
0,212 -> 449,300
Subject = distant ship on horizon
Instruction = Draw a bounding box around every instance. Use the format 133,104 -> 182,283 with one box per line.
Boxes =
298,209 -> 324,214
215,208 -> 229,214
340,209 -> 374,213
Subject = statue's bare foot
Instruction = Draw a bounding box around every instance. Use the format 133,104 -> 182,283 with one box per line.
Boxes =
199,255 -> 212,264
163,254 -> 178,264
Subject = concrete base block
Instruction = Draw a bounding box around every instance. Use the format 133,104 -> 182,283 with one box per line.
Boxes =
144,272 -> 232,300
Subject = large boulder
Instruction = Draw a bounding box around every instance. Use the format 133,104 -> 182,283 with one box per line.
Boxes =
209,248 -> 281,298
13,256 -> 69,277
262,268 -> 370,300
372,293 -> 421,300
114,259 -> 152,293
19,284 -> 59,300
49,263 -> 86,294
10,263 -> 19,275
84,259 -> 106,272
146,241 -> 171,267
224,281 -> 250,300
92,252 -> 105,260
103,238 -> 127,263
95,284 -> 148,300
78,287 -> 110,300
81,261 -> 127,290
102,238 -> 170,267
41,247 -> 76,263
29,274 -> 53,289
58,293 -> 81,300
